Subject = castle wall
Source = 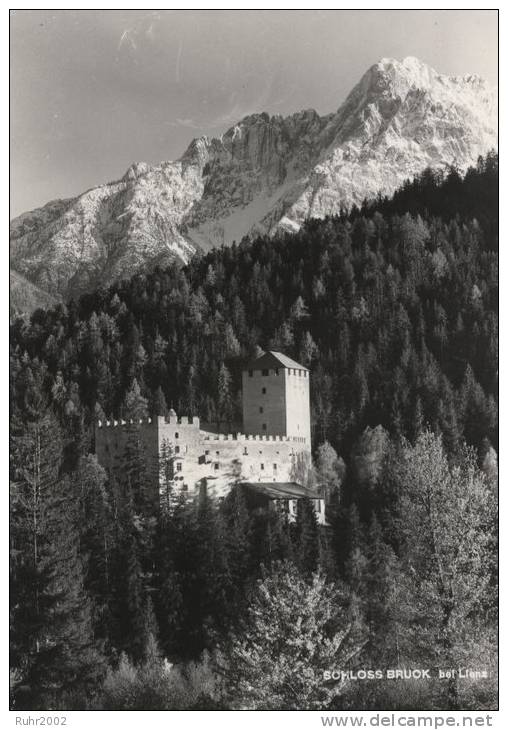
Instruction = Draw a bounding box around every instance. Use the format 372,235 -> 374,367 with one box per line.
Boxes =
95,418 -> 159,472
95,417 -> 311,503
197,432 -> 308,499
94,418 -> 160,507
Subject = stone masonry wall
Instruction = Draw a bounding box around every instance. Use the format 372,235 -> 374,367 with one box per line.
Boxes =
285,367 -> 311,444
95,415 -> 311,502
242,366 -> 287,437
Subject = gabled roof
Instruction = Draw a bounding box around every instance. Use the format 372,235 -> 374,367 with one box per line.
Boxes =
240,481 -> 323,499
244,351 -> 308,372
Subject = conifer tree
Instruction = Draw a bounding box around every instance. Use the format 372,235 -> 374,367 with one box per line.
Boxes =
194,493 -> 233,642
151,385 -> 168,417
299,331 -> 318,367
153,507 -> 184,657
362,514 -> 403,663
217,363 -> 234,430
74,454 -> 114,641
120,424 -> 157,514
223,485 -> 253,587
113,515 -> 149,663
344,504 -> 368,609
294,497 -> 319,576
122,378 -> 149,421
10,414 -> 105,709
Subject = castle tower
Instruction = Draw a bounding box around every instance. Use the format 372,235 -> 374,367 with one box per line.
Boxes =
242,351 -> 311,447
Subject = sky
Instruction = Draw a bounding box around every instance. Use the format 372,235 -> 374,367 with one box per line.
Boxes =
10,9 -> 498,217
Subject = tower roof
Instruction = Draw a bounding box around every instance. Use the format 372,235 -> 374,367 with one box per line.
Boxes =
245,351 -> 309,372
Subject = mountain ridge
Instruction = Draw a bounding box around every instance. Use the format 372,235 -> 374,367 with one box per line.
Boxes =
10,56 -> 497,305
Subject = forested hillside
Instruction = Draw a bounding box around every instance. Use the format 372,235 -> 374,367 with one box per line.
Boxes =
10,154 -> 498,711
11,152 -> 498,455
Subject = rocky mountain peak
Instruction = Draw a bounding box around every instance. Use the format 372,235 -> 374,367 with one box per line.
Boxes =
10,56 -> 497,309
122,161 -> 153,181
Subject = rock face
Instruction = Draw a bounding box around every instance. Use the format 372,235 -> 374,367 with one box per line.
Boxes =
10,56 -> 497,302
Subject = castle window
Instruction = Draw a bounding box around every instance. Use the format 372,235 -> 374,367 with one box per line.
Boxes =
273,463 -> 277,471
275,368 -> 279,375
304,371 -> 307,378
205,449 -> 210,455
182,483 -> 188,492
175,432 -> 179,439
262,423 -> 267,431
262,387 -> 266,394
243,447 -> 248,455
259,406 -> 264,414
214,463 -> 220,470
176,463 -> 182,472
216,450 -> 220,455
260,463 -> 265,470
248,369 -> 253,377
175,445 -> 180,454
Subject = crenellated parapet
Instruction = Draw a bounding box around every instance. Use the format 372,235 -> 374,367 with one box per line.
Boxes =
95,417 -> 307,446
96,415 -> 201,429
159,415 -> 200,427
97,417 -> 154,428
201,431 -> 307,443
202,432 -> 243,442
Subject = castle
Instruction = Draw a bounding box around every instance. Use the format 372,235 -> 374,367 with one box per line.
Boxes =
95,351 -> 325,523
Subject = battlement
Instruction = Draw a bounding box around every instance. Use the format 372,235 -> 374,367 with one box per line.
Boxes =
160,415 -> 200,426
97,417 -> 154,429
95,418 -> 307,445
201,431 -> 307,443
96,415 -> 200,429
202,432 -> 242,441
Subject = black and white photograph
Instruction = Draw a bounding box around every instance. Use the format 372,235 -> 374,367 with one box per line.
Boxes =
8,8 -> 499,716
